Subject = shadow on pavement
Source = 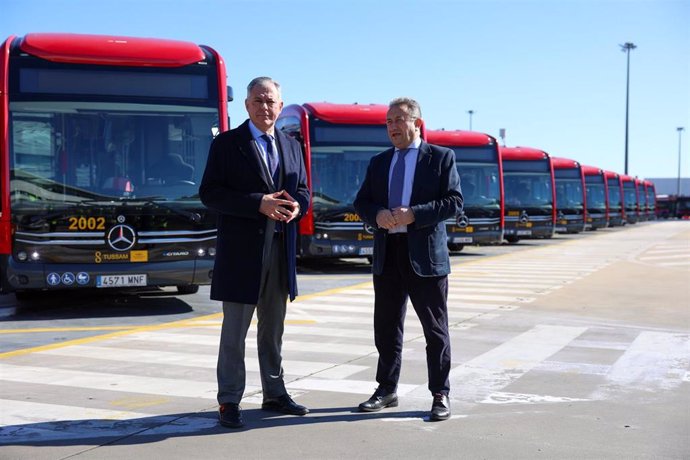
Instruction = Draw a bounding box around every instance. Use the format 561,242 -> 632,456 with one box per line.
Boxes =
0,408 -> 431,447
1,289 -> 194,322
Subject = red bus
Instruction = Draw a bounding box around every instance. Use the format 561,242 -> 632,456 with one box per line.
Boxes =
499,146 -> 556,243
276,102 -> 421,258
551,156 -> 586,234
426,129 -> 503,251
1,33 -> 230,296
581,165 -> 609,230
643,180 -> 656,220
621,174 -> 640,224
604,170 -> 625,226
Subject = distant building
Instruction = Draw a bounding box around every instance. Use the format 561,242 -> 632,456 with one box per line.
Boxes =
645,177 -> 690,196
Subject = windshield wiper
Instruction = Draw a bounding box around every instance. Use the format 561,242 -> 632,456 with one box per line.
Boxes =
123,197 -> 202,223
24,197 -> 202,227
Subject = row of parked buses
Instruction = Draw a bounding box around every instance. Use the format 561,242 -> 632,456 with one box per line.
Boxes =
0,33 -> 659,297
277,102 -> 658,257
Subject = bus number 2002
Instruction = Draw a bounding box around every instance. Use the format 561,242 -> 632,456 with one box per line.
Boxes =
68,216 -> 106,230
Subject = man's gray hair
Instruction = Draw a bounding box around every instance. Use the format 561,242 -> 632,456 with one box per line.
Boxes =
389,97 -> 422,119
247,76 -> 281,98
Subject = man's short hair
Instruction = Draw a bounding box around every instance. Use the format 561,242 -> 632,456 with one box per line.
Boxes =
247,76 -> 281,98
389,97 -> 422,119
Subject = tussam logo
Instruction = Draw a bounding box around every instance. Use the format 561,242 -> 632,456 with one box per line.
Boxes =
106,224 -> 136,251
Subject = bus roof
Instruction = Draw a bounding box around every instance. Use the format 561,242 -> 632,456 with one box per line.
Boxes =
303,102 -> 388,124
426,129 -> 495,147
581,165 -> 604,176
18,33 -> 206,67
500,146 -> 549,161
604,170 -> 620,180
620,174 -> 636,183
551,156 -> 580,169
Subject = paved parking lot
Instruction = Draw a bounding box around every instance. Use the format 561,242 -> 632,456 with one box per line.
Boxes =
1,221 -> 688,459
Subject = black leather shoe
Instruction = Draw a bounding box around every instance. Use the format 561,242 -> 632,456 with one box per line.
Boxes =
430,393 -> 450,421
262,394 -> 309,416
218,403 -> 244,428
358,387 -> 398,412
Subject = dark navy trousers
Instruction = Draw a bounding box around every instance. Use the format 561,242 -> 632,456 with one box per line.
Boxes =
372,234 -> 451,395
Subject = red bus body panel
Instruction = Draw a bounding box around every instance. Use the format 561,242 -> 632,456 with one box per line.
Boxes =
19,33 -> 206,67
0,36 -> 13,254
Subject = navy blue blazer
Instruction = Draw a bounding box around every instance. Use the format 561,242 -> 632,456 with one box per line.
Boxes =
354,141 -> 463,277
199,120 -> 310,303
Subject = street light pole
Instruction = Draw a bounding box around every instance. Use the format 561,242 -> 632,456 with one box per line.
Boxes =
620,42 -> 636,175
677,127 -> 685,196
467,110 -> 474,131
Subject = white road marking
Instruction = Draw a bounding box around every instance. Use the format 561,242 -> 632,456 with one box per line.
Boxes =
596,331 -> 690,394
481,392 -> 590,404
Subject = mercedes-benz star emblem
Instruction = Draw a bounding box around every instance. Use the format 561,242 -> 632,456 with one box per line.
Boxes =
364,224 -> 375,235
519,210 -> 530,224
456,213 -> 470,228
106,224 -> 136,251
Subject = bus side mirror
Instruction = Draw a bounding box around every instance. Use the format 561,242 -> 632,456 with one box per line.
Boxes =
227,86 -> 234,102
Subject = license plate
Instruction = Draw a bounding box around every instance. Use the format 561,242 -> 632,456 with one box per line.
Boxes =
555,226 -> 567,232
517,230 -> 532,236
454,237 -> 473,243
97,274 -> 147,288
359,247 -> 373,256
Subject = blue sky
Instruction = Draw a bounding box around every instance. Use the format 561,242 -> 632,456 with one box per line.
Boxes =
3,0 -> 688,179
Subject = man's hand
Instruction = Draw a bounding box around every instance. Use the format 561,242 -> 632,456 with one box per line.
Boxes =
260,191 -> 298,222
278,190 -> 301,223
391,206 -> 415,226
376,209 -> 397,229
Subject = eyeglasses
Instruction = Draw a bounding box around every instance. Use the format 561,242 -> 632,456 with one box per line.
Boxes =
385,116 -> 417,126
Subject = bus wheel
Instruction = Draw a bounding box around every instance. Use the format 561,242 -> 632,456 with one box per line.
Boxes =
448,243 -> 464,252
176,285 -> 199,295
506,236 -> 520,244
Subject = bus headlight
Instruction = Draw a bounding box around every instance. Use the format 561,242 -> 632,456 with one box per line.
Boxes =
197,248 -> 206,257
17,251 -> 28,261
208,247 -> 216,257
30,251 -> 40,261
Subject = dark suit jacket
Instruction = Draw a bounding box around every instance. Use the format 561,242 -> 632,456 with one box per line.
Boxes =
199,120 -> 310,303
354,141 -> 462,277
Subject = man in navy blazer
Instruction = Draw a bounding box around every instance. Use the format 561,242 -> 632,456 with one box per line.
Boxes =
199,77 -> 310,428
354,97 -> 462,421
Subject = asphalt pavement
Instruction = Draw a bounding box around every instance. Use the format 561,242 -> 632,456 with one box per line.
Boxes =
0,220 -> 688,459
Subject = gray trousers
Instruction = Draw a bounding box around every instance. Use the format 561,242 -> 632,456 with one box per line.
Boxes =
217,233 -> 288,405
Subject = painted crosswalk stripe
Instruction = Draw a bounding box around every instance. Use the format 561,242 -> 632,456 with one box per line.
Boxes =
0,363 -> 226,400
286,378 -> 417,396
0,399 -> 155,426
410,325 -> 587,401
596,331 -> 690,394
36,345 -> 368,379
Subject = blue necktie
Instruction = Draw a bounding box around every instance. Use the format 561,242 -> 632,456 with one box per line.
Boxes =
389,148 -> 409,208
261,134 -> 279,185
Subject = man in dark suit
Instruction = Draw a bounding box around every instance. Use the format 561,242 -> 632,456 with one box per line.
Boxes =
199,77 -> 311,429
353,97 -> 462,421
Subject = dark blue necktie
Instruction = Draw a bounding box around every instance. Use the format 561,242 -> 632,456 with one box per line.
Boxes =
389,148 -> 409,208
261,134 -> 279,185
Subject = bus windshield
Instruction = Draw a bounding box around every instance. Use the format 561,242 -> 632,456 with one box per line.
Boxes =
456,161 -> 500,209
623,183 -> 638,211
586,182 -> 606,209
555,178 -> 584,209
9,101 -> 216,213
504,173 -> 552,208
309,145 -> 380,211
607,182 -> 622,208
